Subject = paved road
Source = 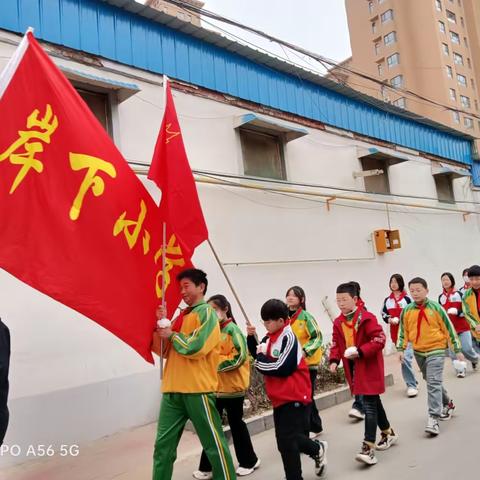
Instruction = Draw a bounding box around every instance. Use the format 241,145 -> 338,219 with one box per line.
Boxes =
174,365 -> 480,479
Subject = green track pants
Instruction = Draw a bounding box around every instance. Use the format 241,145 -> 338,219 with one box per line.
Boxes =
152,392 -> 236,480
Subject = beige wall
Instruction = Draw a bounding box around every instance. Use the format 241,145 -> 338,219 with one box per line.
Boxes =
345,0 -> 479,137
145,0 -> 204,26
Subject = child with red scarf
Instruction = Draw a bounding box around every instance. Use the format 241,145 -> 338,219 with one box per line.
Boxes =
330,282 -> 397,466
440,272 -> 479,377
381,274 -> 417,397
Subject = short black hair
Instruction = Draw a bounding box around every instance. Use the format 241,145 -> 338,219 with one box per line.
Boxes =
389,273 -> 405,292
208,294 -> 236,324
336,282 -> 358,298
408,277 -> 428,289
177,268 -> 208,294
468,265 -> 480,278
441,272 -> 455,288
462,267 -> 470,276
260,299 -> 288,321
349,281 -> 361,297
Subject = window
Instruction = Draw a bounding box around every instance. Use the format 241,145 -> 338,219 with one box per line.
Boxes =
467,58 -> 472,69
381,9 -> 394,23
372,21 -> 377,34
436,0 -> 442,10
457,73 -> 467,86
460,95 -> 471,108
240,129 -> 286,180
446,10 -> 456,23
464,117 -> 473,129
369,1 -> 374,14
381,84 -> 390,101
450,31 -> 460,44
387,53 -> 400,68
374,42 -> 381,55
393,97 -> 406,108
361,157 -> 391,194
453,52 -> 464,65
449,88 -> 457,100
446,65 -> 453,78
390,75 -> 403,87
76,88 -> 112,135
439,21 -> 446,33
377,63 -> 384,76
442,43 -> 449,55
384,31 -> 397,45
434,174 -> 455,203
452,111 -> 460,123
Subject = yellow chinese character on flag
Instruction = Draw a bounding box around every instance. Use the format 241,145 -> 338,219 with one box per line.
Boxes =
69,153 -> 116,221
113,199 -> 151,254
154,234 -> 185,300
0,104 -> 58,193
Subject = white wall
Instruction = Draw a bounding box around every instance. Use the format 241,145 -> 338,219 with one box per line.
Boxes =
1,30 -> 480,466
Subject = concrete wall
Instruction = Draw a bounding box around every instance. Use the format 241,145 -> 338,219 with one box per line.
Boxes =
1,29 -> 480,466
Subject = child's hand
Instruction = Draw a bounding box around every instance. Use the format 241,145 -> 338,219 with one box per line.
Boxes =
398,352 -> 404,363
390,317 -> 399,325
475,324 -> 480,333
447,308 -> 458,316
329,363 -> 338,373
456,352 -> 466,362
344,346 -> 358,359
246,324 -> 257,336
256,343 -> 267,355
156,305 -> 167,320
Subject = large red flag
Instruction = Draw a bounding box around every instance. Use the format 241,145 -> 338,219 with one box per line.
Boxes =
148,79 -> 208,255
0,33 -> 187,363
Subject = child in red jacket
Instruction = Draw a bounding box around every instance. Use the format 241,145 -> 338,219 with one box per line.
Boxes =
329,282 -> 397,465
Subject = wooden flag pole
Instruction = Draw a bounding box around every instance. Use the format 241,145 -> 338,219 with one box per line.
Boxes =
207,239 -> 252,326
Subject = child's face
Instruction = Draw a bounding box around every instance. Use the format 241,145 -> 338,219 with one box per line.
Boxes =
441,275 -> 453,290
285,290 -> 302,309
263,318 -> 285,334
470,276 -> 480,290
179,279 -> 204,306
409,283 -> 428,303
390,278 -> 399,292
336,293 -> 357,315
209,302 -> 228,321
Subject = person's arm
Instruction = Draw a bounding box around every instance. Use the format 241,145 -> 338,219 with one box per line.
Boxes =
302,312 -> 323,357
381,298 -> 390,324
218,326 -> 248,372
329,322 -> 342,365
170,307 -> 219,359
396,308 -> 408,351
357,316 -> 385,358
255,333 -> 299,377
437,305 -> 462,353
461,294 -> 478,330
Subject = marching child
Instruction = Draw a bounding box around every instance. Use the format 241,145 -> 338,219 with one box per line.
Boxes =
286,286 -> 324,435
193,295 -> 260,479
247,299 -> 328,479
439,272 -> 478,377
462,265 -> 480,355
381,274 -> 417,397
330,282 -> 397,466
398,277 -> 464,436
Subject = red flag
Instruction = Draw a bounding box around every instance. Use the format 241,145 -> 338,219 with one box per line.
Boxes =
148,79 -> 208,255
0,33 -> 187,363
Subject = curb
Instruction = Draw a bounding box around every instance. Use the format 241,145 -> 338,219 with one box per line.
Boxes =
187,373 -> 394,440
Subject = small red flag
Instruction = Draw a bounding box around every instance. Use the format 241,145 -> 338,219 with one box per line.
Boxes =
148,79 -> 208,255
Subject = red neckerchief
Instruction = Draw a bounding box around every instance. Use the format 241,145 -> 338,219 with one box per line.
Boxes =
220,318 -> 234,329
389,291 -> 407,309
415,302 -> 430,342
171,307 -> 191,333
442,288 -> 456,311
340,308 -> 362,345
289,308 -> 302,324
356,298 -> 365,311
266,322 -> 288,357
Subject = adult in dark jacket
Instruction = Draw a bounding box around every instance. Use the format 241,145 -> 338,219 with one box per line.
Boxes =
0,318 -> 10,446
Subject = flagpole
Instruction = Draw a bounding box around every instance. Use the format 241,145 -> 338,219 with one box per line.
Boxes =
207,239 -> 252,326
159,74 -> 168,381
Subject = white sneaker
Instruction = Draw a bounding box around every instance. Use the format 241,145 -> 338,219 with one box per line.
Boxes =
406,387 -> 418,397
192,471 -> 213,480
456,371 -> 466,378
425,416 -> 439,436
312,440 -> 328,477
236,458 -> 261,476
348,408 -> 365,420
355,442 -> 377,465
376,429 -> 398,450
